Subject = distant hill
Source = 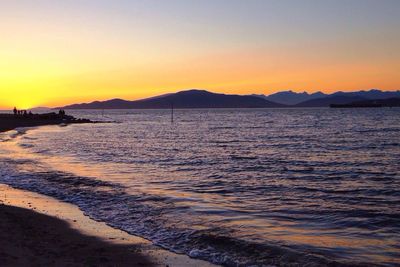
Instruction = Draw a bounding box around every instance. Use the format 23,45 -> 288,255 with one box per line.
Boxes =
330,89 -> 400,100
294,89 -> 400,107
257,89 -> 400,107
60,90 -> 285,109
255,91 -> 327,105
29,107 -> 52,112
295,95 -> 367,107
58,88 -> 400,109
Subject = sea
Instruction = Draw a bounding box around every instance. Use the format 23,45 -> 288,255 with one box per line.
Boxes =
0,108 -> 399,266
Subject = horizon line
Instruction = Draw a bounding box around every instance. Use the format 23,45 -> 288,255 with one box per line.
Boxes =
2,87 -> 400,110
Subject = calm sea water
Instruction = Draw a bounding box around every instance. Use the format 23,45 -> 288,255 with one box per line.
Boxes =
0,108 -> 399,266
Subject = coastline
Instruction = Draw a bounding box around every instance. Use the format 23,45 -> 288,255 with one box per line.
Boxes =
2,111 -> 394,266
0,185 -> 215,267
0,122 -> 216,267
0,113 -> 92,133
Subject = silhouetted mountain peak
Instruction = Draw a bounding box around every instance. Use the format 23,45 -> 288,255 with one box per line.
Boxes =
175,89 -> 212,95
262,90 -> 328,105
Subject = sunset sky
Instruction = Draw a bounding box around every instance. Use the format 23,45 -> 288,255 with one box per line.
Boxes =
1,0 -> 399,109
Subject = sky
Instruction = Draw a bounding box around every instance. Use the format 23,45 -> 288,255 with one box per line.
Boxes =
1,0 -> 399,109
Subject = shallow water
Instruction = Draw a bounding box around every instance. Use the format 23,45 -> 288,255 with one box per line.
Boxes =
0,108 -> 399,266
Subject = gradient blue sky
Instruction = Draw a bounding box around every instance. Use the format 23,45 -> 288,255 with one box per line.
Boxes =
1,0 -> 399,108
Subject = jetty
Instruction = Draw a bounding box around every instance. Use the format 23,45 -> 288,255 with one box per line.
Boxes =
0,112 -> 93,132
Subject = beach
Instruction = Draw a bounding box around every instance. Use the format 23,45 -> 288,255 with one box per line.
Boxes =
0,184 -> 215,267
0,191 -> 150,266
0,121 -> 215,267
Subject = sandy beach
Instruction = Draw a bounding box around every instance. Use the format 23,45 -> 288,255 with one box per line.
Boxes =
0,201 -> 151,266
0,184 -> 216,267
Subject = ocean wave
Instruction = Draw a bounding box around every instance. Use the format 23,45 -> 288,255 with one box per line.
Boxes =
0,172 -> 348,266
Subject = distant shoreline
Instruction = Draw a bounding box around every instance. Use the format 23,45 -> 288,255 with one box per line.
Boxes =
0,113 -> 92,133
56,89 -> 400,109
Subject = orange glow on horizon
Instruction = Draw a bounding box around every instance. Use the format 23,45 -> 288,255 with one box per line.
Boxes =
1,49 -> 399,110
1,2 -> 399,110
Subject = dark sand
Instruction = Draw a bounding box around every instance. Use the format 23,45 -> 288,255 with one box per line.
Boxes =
0,185 -> 215,267
0,204 -> 152,267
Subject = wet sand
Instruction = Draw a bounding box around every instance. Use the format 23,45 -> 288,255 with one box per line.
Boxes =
0,184 -> 216,267
0,204 -> 151,266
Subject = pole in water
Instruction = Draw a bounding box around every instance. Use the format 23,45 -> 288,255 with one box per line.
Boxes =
171,102 -> 174,123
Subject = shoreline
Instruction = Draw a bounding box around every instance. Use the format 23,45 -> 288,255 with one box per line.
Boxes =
0,113 -> 92,133
0,184 -> 216,267
0,122 -> 216,267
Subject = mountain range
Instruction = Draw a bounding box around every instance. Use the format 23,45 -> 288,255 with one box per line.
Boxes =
60,90 -> 284,109
256,89 -> 400,105
59,89 -> 400,109
254,91 -> 327,105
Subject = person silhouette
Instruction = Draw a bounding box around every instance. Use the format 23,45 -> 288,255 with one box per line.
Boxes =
13,107 -> 17,116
